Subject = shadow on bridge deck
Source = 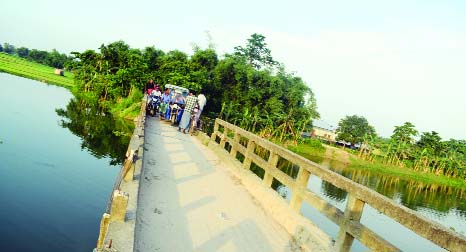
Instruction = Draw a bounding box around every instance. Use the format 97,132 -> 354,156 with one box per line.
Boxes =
134,117 -> 295,252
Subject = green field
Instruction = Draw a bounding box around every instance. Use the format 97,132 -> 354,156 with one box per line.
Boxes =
0,53 -> 74,88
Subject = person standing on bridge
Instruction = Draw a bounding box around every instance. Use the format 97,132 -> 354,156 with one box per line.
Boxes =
178,91 -> 198,134
160,88 -> 171,119
144,79 -> 155,95
195,91 -> 206,128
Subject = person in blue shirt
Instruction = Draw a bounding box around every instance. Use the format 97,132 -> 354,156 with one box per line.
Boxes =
160,88 -> 171,119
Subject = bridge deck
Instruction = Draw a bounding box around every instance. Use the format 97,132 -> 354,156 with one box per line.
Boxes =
134,117 -> 294,252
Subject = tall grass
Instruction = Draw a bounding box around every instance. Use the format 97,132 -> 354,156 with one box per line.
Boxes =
110,88 -> 143,120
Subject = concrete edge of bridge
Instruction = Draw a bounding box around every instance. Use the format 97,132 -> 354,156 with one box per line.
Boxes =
95,102 -> 146,252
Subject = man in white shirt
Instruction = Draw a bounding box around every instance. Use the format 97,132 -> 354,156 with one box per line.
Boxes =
195,91 -> 207,128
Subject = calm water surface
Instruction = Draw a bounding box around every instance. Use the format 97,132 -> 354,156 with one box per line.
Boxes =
0,73 -> 131,251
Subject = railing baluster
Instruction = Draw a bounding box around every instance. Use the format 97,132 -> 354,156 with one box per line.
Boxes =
335,194 -> 365,252
220,127 -> 229,148
211,120 -> 219,141
243,139 -> 256,170
264,151 -> 278,187
230,130 -> 240,157
289,167 -> 311,212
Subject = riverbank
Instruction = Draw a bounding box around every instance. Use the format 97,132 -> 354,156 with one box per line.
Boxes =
0,53 -> 74,88
291,141 -> 466,190
0,53 -> 142,121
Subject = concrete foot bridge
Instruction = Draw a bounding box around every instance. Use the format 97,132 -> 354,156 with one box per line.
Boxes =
94,102 -> 466,252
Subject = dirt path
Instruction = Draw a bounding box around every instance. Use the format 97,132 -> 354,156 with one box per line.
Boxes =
323,145 -> 350,165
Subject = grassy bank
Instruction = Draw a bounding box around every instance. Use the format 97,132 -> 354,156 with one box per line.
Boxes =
345,156 -> 466,189
0,53 -> 144,121
287,139 -> 327,164
293,142 -> 466,189
0,53 -> 74,88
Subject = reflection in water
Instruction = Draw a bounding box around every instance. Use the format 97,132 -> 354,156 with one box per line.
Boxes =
321,159 -> 466,218
321,180 -> 347,202
56,98 -> 134,165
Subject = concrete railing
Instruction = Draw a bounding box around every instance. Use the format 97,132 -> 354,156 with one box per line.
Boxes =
210,118 -> 466,252
95,99 -> 146,252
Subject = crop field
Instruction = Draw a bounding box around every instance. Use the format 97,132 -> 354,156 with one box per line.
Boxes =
0,53 -> 74,88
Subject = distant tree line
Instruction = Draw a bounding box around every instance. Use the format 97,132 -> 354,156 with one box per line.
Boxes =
0,42 -> 71,69
336,115 -> 466,179
68,34 -> 319,141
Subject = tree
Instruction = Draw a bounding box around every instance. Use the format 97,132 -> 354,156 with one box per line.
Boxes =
234,33 -> 277,69
68,38 -> 319,143
391,122 -> 418,144
3,43 -> 15,54
28,49 -> 48,64
336,115 -> 376,146
45,49 -> 68,68
0,43 -> 3,52
386,122 -> 419,166
16,47 -> 30,58
158,50 -> 194,89
142,46 -> 165,72
417,131 -> 444,155
189,48 -> 218,96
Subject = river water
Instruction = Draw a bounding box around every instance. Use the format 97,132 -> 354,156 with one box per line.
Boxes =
0,73 -> 132,251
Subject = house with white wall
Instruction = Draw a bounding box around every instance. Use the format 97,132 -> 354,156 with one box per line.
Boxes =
311,119 -> 336,142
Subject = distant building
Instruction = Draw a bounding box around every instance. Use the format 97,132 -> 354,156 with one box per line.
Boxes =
311,119 -> 336,142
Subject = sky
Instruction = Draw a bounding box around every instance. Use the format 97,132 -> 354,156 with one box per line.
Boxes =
1,0 -> 465,139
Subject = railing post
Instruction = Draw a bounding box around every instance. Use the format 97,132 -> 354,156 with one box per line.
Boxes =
220,127 -> 229,149
289,167 -> 311,212
264,151 -> 279,187
335,194 -> 365,252
211,120 -> 219,141
242,139 -> 256,170
230,131 -> 241,157
123,150 -> 135,182
96,213 -> 111,250
110,190 -> 129,222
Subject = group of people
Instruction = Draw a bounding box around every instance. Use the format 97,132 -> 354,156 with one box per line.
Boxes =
144,79 -> 207,134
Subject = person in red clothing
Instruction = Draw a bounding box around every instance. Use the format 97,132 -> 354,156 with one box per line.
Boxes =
144,79 -> 155,95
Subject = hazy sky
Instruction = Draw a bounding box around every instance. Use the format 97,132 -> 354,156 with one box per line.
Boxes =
1,0 -> 465,139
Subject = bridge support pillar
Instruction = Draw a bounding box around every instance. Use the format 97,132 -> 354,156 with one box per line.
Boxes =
110,190 -> 129,222
335,194 -> 365,252
290,167 -> 311,212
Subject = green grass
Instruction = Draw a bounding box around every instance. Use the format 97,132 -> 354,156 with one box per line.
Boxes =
287,139 -> 326,164
110,89 -> 144,120
0,53 -> 74,88
346,157 -> 466,189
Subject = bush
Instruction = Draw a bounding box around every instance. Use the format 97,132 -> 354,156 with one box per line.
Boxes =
302,138 -> 325,150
